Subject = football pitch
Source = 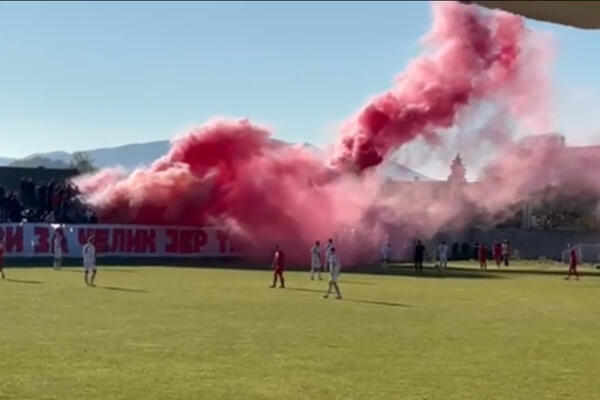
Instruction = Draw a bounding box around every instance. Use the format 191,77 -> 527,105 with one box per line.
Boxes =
1,262 -> 599,400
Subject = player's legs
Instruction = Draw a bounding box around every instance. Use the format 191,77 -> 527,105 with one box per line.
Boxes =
84,269 -> 89,286
278,270 -> 285,288
566,264 -> 580,280
323,281 -> 333,298
566,265 -> 573,279
0,265 -> 5,279
311,263 -> 321,280
90,268 -> 97,287
332,282 -> 342,299
270,271 -> 277,288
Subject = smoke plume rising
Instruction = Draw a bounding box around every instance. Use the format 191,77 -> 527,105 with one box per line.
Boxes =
76,2 -> 567,264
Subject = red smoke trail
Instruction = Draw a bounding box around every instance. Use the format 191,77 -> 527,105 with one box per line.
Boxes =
332,1 -> 552,172
76,2 -> 558,263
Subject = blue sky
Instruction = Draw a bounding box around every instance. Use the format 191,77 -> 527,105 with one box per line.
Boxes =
1,1 -> 599,166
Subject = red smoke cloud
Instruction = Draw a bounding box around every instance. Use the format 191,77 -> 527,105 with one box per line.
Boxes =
332,1 -> 552,172
77,119 -> 384,262
76,2 -> 562,263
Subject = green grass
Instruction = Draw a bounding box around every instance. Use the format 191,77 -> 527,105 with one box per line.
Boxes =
1,262 -> 599,400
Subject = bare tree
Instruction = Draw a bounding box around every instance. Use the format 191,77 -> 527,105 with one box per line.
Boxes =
70,152 -> 96,174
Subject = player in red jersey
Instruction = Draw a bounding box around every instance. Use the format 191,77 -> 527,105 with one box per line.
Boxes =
493,241 -> 502,267
270,244 -> 286,289
0,239 -> 5,279
478,243 -> 488,270
565,244 -> 580,280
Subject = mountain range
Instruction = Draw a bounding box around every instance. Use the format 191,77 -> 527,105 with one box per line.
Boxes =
0,140 -> 430,181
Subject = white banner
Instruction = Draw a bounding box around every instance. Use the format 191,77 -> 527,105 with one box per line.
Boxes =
0,223 -> 243,258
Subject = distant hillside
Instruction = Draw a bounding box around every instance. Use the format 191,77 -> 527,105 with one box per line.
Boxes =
15,141 -> 170,170
0,157 -> 14,166
2,139 -> 430,181
9,156 -> 71,169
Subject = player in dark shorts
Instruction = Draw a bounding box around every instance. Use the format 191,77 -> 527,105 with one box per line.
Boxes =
565,244 -> 580,280
270,244 -> 286,289
414,240 -> 426,272
478,243 -> 488,270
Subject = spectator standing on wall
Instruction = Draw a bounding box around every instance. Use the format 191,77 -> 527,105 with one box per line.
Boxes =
414,240 -> 426,272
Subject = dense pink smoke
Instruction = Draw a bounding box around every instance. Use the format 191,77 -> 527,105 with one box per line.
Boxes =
77,119 -> 385,262
76,2 -> 562,264
332,1 -> 552,171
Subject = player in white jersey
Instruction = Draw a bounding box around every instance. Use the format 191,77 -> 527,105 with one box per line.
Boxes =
437,241 -> 448,270
310,241 -> 323,280
380,242 -> 392,268
52,232 -> 63,270
323,247 -> 342,300
82,236 -> 97,287
325,238 -> 334,272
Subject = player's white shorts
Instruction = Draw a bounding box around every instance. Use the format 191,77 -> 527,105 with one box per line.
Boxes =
84,261 -> 96,271
311,258 -> 322,269
329,269 -> 340,283
54,251 -> 63,260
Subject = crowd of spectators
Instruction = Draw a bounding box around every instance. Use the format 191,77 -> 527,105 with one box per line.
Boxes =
0,178 -> 97,223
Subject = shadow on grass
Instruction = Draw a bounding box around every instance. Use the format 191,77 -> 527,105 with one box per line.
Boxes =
344,298 -> 410,308
60,268 -> 135,274
287,287 -> 324,295
449,265 -> 600,278
99,268 -> 137,273
98,286 -> 147,293
5,278 -> 44,285
286,287 -> 410,308
338,280 -> 376,285
372,264 -> 505,279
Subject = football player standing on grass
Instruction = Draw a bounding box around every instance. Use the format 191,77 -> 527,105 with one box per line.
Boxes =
414,240 -> 426,272
52,230 -> 63,270
310,241 -> 323,280
270,244 -> 286,289
325,238 -> 334,272
323,247 -> 342,300
565,244 -> 580,281
478,243 -> 488,270
437,241 -> 448,270
380,242 -> 392,268
83,236 -> 97,287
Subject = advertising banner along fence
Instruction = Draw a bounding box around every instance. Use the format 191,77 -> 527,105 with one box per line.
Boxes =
0,223 -> 242,258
